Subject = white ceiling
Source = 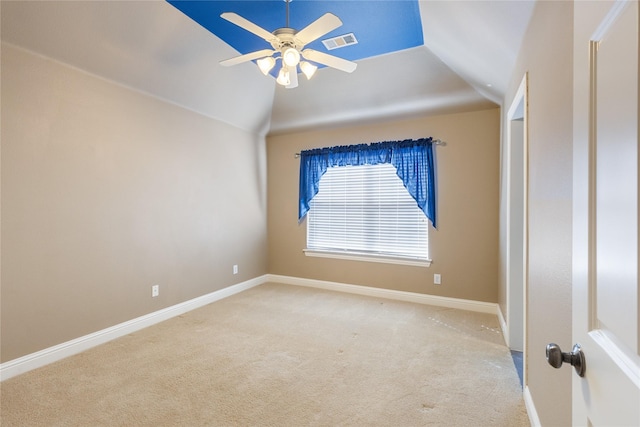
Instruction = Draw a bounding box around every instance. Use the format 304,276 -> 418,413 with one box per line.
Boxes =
0,1 -> 536,136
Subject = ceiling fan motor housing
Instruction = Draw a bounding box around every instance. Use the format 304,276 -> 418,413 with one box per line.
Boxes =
272,28 -> 304,51
272,28 -> 304,67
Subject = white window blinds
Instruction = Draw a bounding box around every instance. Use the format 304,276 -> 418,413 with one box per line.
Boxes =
307,163 -> 429,260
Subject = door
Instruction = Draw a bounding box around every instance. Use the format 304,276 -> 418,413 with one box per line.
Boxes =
572,0 -> 640,425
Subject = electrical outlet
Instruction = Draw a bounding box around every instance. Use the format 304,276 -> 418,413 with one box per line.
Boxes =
233,265 -> 238,275
152,285 -> 159,297
434,274 -> 441,285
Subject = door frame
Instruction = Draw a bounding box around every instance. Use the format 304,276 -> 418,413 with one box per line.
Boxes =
505,74 -> 529,381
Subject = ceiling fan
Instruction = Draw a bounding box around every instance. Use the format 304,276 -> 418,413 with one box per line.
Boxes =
219,0 -> 357,89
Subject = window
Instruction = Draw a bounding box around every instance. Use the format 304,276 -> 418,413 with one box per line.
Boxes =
306,163 -> 430,265
298,138 -> 436,266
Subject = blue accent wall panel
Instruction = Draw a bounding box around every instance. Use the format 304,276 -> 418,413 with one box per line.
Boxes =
167,1 -> 424,61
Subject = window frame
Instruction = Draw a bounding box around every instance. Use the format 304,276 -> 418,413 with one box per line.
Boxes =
304,163 -> 432,267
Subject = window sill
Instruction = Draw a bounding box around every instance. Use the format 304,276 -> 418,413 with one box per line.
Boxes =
303,249 -> 432,267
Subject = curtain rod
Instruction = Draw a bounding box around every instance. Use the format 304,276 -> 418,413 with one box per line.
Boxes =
294,139 -> 447,158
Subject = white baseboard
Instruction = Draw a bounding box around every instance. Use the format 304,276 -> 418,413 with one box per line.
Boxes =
497,305 -> 509,347
524,385 -> 541,427
267,274 -> 500,315
0,275 -> 266,382
2,274 -> 503,382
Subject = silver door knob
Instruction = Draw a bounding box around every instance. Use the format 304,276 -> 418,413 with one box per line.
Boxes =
546,343 -> 586,377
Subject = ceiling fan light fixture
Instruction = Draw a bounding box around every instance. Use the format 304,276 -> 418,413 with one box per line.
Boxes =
276,66 -> 291,86
220,7 -> 357,89
300,61 -> 317,80
282,47 -> 301,67
257,56 -> 276,75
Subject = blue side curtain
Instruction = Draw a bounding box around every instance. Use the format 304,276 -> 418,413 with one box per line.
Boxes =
298,138 -> 437,228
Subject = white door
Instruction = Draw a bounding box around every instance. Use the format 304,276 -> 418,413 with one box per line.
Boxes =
572,0 -> 640,425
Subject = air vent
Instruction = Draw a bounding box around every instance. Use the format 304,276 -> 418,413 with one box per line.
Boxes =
322,33 -> 358,50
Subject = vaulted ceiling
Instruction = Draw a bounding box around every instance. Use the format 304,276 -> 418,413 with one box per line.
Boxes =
1,1 -> 536,136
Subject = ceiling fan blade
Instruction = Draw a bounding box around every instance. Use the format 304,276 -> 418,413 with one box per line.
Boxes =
301,49 -> 357,73
221,12 -> 276,42
286,65 -> 299,89
294,13 -> 343,46
220,49 -> 275,67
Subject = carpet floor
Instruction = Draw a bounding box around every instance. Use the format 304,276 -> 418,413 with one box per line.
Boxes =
1,282 -> 529,426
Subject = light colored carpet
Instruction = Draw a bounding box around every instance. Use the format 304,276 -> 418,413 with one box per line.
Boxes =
1,282 -> 529,426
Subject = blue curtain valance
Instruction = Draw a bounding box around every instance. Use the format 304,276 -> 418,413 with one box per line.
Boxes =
298,138 -> 437,227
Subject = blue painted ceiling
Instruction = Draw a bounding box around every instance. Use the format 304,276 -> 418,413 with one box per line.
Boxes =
167,0 -> 424,66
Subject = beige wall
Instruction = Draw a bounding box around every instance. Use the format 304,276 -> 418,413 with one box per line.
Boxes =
267,108 -> 500,302
1,44 -> 268,362
500,1 -> 574,425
